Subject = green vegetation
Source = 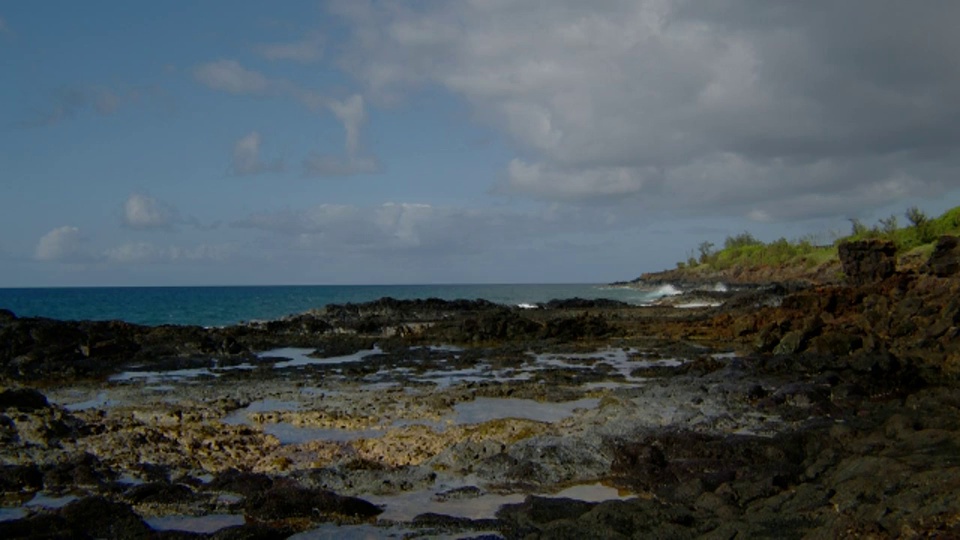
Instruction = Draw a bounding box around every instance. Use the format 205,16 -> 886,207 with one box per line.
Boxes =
847,205 -> 960,251
683,205 -> 960,272
692,233 -> 835,270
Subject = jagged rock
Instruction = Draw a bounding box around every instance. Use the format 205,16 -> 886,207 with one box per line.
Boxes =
244,485 -> 382,522
0,464 -> 43,493
458,310 -> 542,342
808,332 -> 863,356
0,513 -> 72,538
60,496 -> 152,539
543,298 -> 630,309
0,388 -> 50,411
207,469 -> 277,497
497,495 -> 597,526
43,453 -> 115,489
122,481 -> 198,505
773,330 -> 806,355
926,235 -> 960,276
838,240 -> 897,285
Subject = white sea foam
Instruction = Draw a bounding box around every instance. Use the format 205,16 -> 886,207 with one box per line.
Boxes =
517,303 -> 539,309
653,284 -> 684,297
674,301 -> 722,309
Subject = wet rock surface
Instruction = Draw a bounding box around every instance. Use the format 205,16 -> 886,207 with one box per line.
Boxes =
3,258 -> 960,538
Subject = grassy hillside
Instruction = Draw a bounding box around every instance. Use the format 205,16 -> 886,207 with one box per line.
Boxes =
678,205 -> 960,275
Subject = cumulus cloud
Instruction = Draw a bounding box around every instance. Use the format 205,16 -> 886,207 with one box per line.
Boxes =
330,95 -> 365,156
255,34 -> 324,63
192,61 -> 378,176
34,226 -> 90,262
122,194 -> 178,230
231,131 -> 284,175
303,94 -> 380,176
329,0 -> 960,221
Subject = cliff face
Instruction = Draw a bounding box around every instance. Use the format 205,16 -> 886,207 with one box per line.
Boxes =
632,235 -> 960,287
629,259 -> 842,287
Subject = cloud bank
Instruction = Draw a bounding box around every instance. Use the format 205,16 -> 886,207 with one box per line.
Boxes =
330,0 -> 960,221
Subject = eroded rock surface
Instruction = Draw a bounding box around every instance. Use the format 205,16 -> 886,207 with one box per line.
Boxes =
2,273 -> 960,537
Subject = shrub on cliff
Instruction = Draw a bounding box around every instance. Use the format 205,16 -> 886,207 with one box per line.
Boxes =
674,204 -> 960,275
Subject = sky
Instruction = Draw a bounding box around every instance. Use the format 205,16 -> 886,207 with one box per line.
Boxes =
3,1 -> 960,287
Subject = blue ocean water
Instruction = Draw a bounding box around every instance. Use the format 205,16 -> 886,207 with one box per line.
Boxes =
0,284 -> 656,327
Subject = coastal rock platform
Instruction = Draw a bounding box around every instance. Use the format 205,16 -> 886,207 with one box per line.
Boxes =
2,246 -> 960,538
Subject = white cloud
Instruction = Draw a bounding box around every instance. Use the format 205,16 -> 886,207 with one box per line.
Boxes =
231,131 -> 284,175
193,60 -> 272,95
192,61 -> 379,176
503,159 -> 647,201
34,226 -> 89,262
123,194 -> 177,230
329,94 -> 365,157
303,94 -> 380,177
329,1 -> 960,220
255,34 -> 324,63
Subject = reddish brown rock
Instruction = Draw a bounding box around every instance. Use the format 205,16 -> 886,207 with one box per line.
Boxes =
926,235 -> 960,277
838,240 -> 897,285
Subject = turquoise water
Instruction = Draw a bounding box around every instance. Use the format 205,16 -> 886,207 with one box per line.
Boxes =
0,284 -> 654,327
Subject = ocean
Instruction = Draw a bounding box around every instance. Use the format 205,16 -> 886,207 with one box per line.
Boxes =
0,284 -> 662,327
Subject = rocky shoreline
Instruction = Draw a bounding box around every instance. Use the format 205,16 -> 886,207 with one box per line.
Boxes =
2,239 -> 960,538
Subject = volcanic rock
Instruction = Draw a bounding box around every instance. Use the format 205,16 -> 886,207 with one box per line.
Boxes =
838,240 -> 897,285
927,235 -> 960,277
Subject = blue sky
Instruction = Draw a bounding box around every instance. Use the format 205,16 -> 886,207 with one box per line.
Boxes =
3,1 -> 960,286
